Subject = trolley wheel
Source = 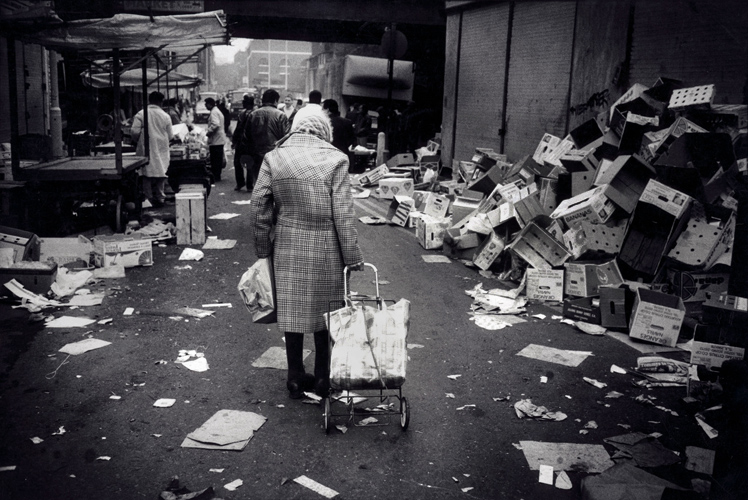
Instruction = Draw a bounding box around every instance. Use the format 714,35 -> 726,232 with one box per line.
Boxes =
400,397 -> 410,431
324,398 -> 331,434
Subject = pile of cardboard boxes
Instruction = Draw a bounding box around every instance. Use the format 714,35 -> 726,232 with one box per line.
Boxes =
357,79 -> 746,374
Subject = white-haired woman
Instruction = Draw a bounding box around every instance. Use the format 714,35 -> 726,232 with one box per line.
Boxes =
249,108 -> 365,399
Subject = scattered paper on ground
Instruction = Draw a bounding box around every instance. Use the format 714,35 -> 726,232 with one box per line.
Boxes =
574,322 -> 606,336
224,479 -> 243,491
352,189 -> 371,199
358,216 -> 387,225
59,338 -> 111,355
519,441 -> 614,473
93,265 -> 126,279
67,292 -> 105,306
30,437 -> 43,444
685,446 -> 715,475
514,399 -> 567,421
695,415 -> 718,439
208,213 -> 240,220
175,350 -> 209,372
153,398 -> 176,408
181,409 -> 267,451
583,377 -> 607,389
252,346 -> 311,369
231,200 -> 252,205
555,470 -> 572,490
472,314 -> 526,330
293,475 -> 338,499
45,316 -> 97,328
358,417 -> 378,426
422,255 -> 452,263
582,463 -> 684,500
610,365 -> 627,374
0,466 -> 17,472
539,464 -> 554,485
202,238 -> 237,250
178,248 -> 204,261
202,302 -> 232,308
332,391 -> 367,405
4,279 -> 62,310
516,344 -> 593,367
174,307 -> 214,318
603,433 -> 681,467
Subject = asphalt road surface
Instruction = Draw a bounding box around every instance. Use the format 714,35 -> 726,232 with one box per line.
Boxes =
0,159 -> 741,499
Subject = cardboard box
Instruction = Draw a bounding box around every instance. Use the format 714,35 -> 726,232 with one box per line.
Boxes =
563,227 -> 588,259
356,164 -> 388,186
618,113 -> 659,156
379,177 -> 415,200
443,228 -> 482,259
629,288 -> 686,347
667,209 -> 735,268
578,218 -> 628,254
176,186 -> 206,245
40,236 -> 93,267
550,185 -> 616,228
0,261 -> 57,295
593,154 -> 656,213
690,341 -> 745,370
467,162 -> 505,195
451,196 -> 482,225
514,191 -> 547,227
661,269 -> 729,303
385,195 -> 414,227
386,153 -> 416,169
569,119 -> 604,149
563,297 -> 602,324
564,260 -> 624,297
560,149 -> 599,197
702,293 -> 748,327
506,215 -> 571,269
538,177 -> 559,213
0,225 -> 40,263
407,211 -> 425,229
527,269 -> 564,302
423,193 -> 450,219
599,285 -> 634,329
93,234 -> 153,268
669,84 -> 715,111
486,202 -> 518,229
472,231 -> 505,270
532,134 -> 562,164
416,215 -> 451,250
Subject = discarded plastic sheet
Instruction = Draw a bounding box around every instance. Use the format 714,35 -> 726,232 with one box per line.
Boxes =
51,268 -> 93,298
514,399 -> 567,421
202,238 -> 236,250
472,314 -> 526,330
252,346 -> 311,369
332,391 -> 367,405
45,316 -> 97,328
92,265 -> 126,279
519,441 -> 614,473
580,463 -> 684,500
358,215 -> 387,225
224,479 -> 243,491
539,464 -> 554,485
574,322 -> 606,336
516,344 -> 593,367
201,302 -> 232,308
603,433 -> 681,467
59,338 -> 111,355
685,446 -> 715,475
605,331 -> 682,354
178,248 -> 204,261
555,471 -> 572,490
610,365 -> 627,374
231,200 -> 252,205
421,255 -> 452,263
174,307 -> 214,318
293,476 -> 339,499
208,213 -> 240,220
153,398 -> 176,408
181,409 -> 267,451
583,377 -> 607,389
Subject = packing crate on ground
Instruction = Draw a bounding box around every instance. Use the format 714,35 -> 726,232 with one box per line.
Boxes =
666,207 -> 734,269
379,177 -> 415,200
176,184 -> 206,245
472,230 -> 505,270
506,215 -> 571,270
443,228 -> 482,260
550,185 -> 616,228
0,261 -> 57,295
563,297 -> 601,324
599,285 -> 635,329
564,260 -> 624,297
593,154 -> 656,214
93,234 -> 153,268
386,195 -> 414,227
39,237 -> 93,267
628,288 -> 686,347
416,215 -> 451,250
526,269 -> 564,302
0,225 -> 40,263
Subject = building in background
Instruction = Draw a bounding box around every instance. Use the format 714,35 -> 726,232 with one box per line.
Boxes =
246,40 -> 311,96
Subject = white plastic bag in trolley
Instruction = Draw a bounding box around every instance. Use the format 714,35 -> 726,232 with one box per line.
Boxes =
326,299 -> 410,389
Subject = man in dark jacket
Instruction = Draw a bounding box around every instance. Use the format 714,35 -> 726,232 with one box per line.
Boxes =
231,94 -> 254,191
322,99 -> 355,167
243,89 -> 290,188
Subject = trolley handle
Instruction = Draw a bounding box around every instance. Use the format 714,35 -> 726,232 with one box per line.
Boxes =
343,262 -> 379,301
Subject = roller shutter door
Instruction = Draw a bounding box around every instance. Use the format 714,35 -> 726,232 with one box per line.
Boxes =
504,2 -> 575,162
453,3 -> 510,163
629,0 -> 748,104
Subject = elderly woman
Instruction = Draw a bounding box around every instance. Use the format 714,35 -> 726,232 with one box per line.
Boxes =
249,107 -> 365,399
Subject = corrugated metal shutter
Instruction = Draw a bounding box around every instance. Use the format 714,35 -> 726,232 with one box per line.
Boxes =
629,0 -> 748,104
504,2 -> 575,161
453,3 -> 510,162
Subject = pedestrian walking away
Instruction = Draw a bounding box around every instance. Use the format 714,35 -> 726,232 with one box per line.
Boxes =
232,93 -> 255,191
130,91 -> 173,208
322,98 -> 355,166
204,97 -> 227,181
243,89 -> 290,189
292,89 -> 323,126
249,107 -> 364,399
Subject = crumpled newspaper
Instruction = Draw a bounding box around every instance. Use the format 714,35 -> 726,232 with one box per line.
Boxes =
514,399 -> 567,421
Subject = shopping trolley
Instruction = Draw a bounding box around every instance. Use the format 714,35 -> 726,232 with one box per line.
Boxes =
322,263 -> 410,434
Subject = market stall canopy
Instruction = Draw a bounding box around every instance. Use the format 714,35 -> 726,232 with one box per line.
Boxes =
342,55 -> 415,101
13,10 -> 228,52
82,68 -> 201,89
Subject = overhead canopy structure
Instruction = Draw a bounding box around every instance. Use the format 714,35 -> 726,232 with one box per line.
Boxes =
14,10 -> 229,52
342,55 -> 415,101
82,67 -> 201,89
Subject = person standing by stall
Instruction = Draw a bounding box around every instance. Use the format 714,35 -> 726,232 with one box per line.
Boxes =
249,107 -> 364,399
131,91 -> 173,208
322,98 -> 355,165
231,93 -> 254,191
243,89 -> 290,189
204,97 -> 226,181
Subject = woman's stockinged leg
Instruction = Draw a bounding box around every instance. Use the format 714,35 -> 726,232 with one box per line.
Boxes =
284,332 -> 315,399
314,330 -> 331,396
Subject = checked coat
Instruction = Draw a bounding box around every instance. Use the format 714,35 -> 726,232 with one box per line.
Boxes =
249,133 -> 364,334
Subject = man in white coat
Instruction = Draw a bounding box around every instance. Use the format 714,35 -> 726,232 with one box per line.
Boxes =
205,97 -> 227,181
131,91 -> 173,207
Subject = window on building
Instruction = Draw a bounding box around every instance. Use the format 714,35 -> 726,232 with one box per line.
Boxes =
258,57 -> 268,75
279,58 -> 289,76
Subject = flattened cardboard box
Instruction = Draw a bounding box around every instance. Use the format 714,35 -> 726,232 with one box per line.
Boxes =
629,288 -> 686,347
527,269 -> 564,302
93,234 -> 153,268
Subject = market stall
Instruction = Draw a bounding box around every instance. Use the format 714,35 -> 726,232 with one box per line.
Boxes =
4,10 -> 228,234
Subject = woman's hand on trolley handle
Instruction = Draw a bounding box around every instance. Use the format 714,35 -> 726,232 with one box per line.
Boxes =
348,261 -> 365,272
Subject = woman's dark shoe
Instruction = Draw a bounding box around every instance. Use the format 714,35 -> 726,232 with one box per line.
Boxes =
287,373 -> 315,399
